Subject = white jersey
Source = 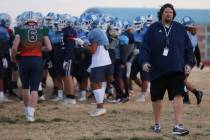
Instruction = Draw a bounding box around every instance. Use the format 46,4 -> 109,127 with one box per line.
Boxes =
90,45 -> 111,68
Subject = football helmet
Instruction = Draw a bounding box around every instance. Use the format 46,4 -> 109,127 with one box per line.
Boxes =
181,16 -> 195,28
21,11 -> 43,25
109,19 -> 122,38
145,14 -> 154,27
44,12 -> 56,28
81,14 -> 98,32
133,16 -> 145,31
0,13 -> 12,28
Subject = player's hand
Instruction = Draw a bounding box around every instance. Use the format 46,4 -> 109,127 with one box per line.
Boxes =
133,49 -> 139,55
63,60 -> 71,70
47,61 -> 53,69
75,38 -> 84,46
185,65 -> 191,75
2,58 -> 8,69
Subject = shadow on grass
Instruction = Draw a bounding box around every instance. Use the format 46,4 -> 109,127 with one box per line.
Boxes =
79,137 -> 163,140
0,116 -> 18,124
0,116 -> 69,124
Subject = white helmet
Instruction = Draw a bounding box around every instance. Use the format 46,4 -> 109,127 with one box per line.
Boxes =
21,11 -> 43,25
145,14 -> 154,27
109,19 -> 122,38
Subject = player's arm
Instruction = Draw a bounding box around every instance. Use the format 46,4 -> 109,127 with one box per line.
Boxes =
43,36 -> 52,51
84,41 -> 97,54
11,35 -> 20,62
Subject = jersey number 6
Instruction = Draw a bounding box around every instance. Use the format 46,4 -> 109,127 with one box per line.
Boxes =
28,29 -> 37,42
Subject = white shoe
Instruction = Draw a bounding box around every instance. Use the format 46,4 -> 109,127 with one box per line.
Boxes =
136,94 -> 146,102
78,96 -> 86,102
108,98 -> 122,104
0,96 -> 12,102
26,107 -> 35,122
51,96 -> 63,102
26,115 -> 35,122
63,98 -> 77,105
88,108 -> 106,117
39,95 -> 46,101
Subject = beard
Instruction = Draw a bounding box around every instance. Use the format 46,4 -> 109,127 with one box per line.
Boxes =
164,17 -> 173,24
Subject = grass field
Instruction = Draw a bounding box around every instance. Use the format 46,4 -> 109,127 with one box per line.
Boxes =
0,67 -> 209,140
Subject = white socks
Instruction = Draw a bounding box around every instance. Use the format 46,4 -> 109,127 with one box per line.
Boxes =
0,91 -> 4,98
38,83 -> 42,91
101,82 -> 107,93
80,90 -> 86,97
93,88 -> 105,104
58,90 -> 64,98
27,106 -> 35,117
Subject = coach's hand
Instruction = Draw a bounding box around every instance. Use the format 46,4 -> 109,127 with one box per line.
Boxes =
2,58 -> 8,69
143,63 -> 151,72
185,65 -> 191,75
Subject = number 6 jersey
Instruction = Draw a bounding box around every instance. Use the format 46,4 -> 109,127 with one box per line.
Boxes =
14,25 -> 48,57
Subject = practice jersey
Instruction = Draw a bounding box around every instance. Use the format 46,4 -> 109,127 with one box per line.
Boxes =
0,26 -> 10,57
15,25 -> 48,57
187,31 -> 198,52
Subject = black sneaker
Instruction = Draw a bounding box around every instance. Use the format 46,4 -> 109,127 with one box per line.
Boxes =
183,92 -> 191,104
172,124 -> 189,136
200,63 -> 204,70
195,91 -> 203,105
151,124 -> 161,133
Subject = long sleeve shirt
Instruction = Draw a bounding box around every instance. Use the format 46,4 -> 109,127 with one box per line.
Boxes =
140,21 -> 194,81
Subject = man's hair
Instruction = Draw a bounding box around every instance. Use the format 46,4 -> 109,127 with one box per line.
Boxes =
157,3 -> 176,21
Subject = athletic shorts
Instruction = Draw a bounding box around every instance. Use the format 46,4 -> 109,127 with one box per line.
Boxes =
90,64 -> 114,83
150,72 -> 185,101
18,56 -> 43,91
72,60 -> 91,84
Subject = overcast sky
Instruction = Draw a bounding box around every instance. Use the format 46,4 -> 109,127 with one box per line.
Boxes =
1,0 -> 210,19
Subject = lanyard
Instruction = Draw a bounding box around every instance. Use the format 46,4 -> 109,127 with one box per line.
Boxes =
163,23 -> 173,48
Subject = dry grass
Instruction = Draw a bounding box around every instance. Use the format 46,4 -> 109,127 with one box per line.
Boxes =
0,67 -> 210,140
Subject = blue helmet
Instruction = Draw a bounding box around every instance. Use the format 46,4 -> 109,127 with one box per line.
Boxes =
44,12 -> 57,27
98,14 -> 113,32
109,19 -> 122,38
122,19 -> 132,32
133,16 -> 145,31
81,14 -> 99,32
181,16 -> 195,28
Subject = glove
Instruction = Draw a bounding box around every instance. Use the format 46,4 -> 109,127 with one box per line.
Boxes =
184,65 -> 191,75
63,60 -> 71,70
75,38 -> 84,46
133,49 -> 140,55
143,63 -> 151,72
47,61 -> 53,69
2,58 -> 8,69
